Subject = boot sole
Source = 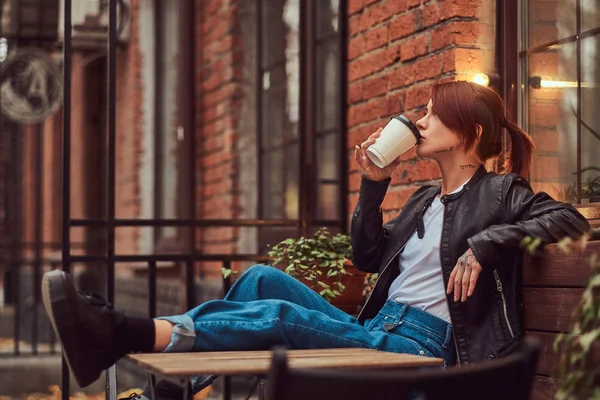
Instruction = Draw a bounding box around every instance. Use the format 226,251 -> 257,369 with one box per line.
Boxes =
42,270 -> 101,388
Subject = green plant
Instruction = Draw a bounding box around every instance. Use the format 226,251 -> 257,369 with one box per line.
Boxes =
521,235 -> 600,399
267,227 -> 353,302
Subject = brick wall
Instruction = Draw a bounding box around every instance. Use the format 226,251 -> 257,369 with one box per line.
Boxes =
346,0 -> 495,222
195,0 -> 247,278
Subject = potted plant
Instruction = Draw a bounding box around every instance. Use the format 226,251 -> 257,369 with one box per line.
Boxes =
267,227 -> 366,311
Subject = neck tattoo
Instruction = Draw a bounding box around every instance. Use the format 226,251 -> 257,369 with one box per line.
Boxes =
459,164 -> 476,170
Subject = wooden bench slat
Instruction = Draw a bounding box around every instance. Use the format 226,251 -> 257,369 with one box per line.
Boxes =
523,241 -> 600,287
523,288 -> 583,332
525,331 -> 559,376
530,376 -> 559,400
126,349 -> 443,376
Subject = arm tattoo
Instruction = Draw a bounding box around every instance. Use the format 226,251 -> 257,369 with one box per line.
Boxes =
459,164 -> 476,170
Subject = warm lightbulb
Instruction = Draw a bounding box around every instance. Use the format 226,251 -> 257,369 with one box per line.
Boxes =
540,80 -> 578,88
472,73 -> 490,87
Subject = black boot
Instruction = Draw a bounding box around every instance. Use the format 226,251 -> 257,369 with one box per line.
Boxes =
42,270 -> 127,387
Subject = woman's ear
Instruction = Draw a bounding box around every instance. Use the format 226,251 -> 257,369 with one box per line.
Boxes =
476,124 -> 483,139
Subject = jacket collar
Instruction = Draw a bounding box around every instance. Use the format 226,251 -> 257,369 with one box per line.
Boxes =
415,165 -> 487,239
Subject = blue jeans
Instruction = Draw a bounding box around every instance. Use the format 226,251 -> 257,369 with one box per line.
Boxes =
156,265 -> 456,393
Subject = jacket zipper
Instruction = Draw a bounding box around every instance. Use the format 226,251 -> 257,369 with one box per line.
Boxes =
440,200 -> 462,365
493,269 -> 515,338
356,241 -> 408,321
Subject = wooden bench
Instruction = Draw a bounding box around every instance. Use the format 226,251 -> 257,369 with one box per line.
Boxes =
523,237 -> 600,400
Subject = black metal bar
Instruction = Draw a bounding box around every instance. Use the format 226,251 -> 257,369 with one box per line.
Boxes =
576,0 -> 582,203
153,0 -> 164,244
49,261 -> 59,354
338,0 -> 348,232
519,26 -> 600,56
298,0 -> 310,236
10,128 -> 22,356
148,260 -> 157,318
256,0 -> 263,220
70,218 -> 302,227
223,376 -> 232,400
107,0 -> 117,304
185,260 -> 195,311
32,123 -> 44,355
106,0 -> 118,395
62,0 -> 73,395
222,260 -> 232,294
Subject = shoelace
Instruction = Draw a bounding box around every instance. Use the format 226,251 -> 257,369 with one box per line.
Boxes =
80,292 -> 115,313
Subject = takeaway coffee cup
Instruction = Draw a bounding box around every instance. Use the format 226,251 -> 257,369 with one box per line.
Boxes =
366,114 -> 421,168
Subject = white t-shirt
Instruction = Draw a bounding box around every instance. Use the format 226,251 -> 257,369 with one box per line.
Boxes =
387,182 -> 468,323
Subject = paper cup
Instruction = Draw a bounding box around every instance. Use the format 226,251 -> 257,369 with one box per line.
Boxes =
366,115 -> 421,168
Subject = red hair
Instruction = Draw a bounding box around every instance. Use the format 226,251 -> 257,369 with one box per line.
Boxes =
431,81 -> 535,177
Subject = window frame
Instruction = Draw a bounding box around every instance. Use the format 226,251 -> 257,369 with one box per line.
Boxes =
255,0 -> 348,243
508,0 -> 600,204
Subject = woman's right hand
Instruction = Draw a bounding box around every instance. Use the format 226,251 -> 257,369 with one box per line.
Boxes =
355,128 -> 402,182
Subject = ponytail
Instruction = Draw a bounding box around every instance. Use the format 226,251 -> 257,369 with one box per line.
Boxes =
504,120 -> 535,178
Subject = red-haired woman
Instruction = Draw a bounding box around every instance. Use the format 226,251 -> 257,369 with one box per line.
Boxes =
41,81 -> 590,398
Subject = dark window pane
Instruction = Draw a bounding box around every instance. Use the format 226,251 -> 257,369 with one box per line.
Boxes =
316,38 -> 339,132
526,43 -> 577,200
317,133 -> 339,181
580,36 -> 600,202
582,3 -> 600,32
284,145 -> 299,219
316,0 -> 339,40
528,0 -> 576,48
261,0 -> 299,68
317,183 -> 340,220
260,149 -> 284,219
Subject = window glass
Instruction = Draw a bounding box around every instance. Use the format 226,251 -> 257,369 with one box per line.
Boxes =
528,0 -> 576,48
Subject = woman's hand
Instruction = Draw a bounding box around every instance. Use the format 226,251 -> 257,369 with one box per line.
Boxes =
354,128 -> 402,182
447,248 -> 482,302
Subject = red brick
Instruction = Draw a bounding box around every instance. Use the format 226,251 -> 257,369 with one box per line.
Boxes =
400,35 -> 428,61
405,82 -> 434,110
347,122 -> 382,148
348,0 -> 364,15
389,63 -> 415,89
420,2 -> 440,28
349,172 -> 363,192
348,35 -> 366,60
348,44 -> 401,81
365,24 -> 389,51
349,15 -> 362,36
348,81 -> 365,103
414,158 -> 442,181
362,74 -> 390,99
390,162 -> 414,185
348,96 -> 391,126
440,0 -> 480,20
452,48 -> 484,73
413,54 -> 442,82
430,22 -> 480,52
390,11 -> 416,41
382,186 -> 419,210
407,0 -> 421,8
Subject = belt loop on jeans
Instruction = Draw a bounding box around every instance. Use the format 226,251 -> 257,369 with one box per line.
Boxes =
444,324 -> 453,348
397,303 -> 409,320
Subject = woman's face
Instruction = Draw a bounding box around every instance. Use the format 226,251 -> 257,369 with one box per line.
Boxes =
415,100 -> 462,158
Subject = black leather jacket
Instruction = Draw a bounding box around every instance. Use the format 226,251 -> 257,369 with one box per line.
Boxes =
351,166 -> 590,364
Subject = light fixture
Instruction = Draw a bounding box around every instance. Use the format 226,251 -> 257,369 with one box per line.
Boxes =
529,76 -> 588,89
473,73 -> 489,86
471,73 -> 500,88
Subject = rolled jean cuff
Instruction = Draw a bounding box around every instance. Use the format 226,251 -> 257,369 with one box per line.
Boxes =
154,314 -> 196,353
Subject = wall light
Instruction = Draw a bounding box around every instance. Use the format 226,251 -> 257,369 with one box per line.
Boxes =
471,73 -> 500,88
529,76 -> 588,89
